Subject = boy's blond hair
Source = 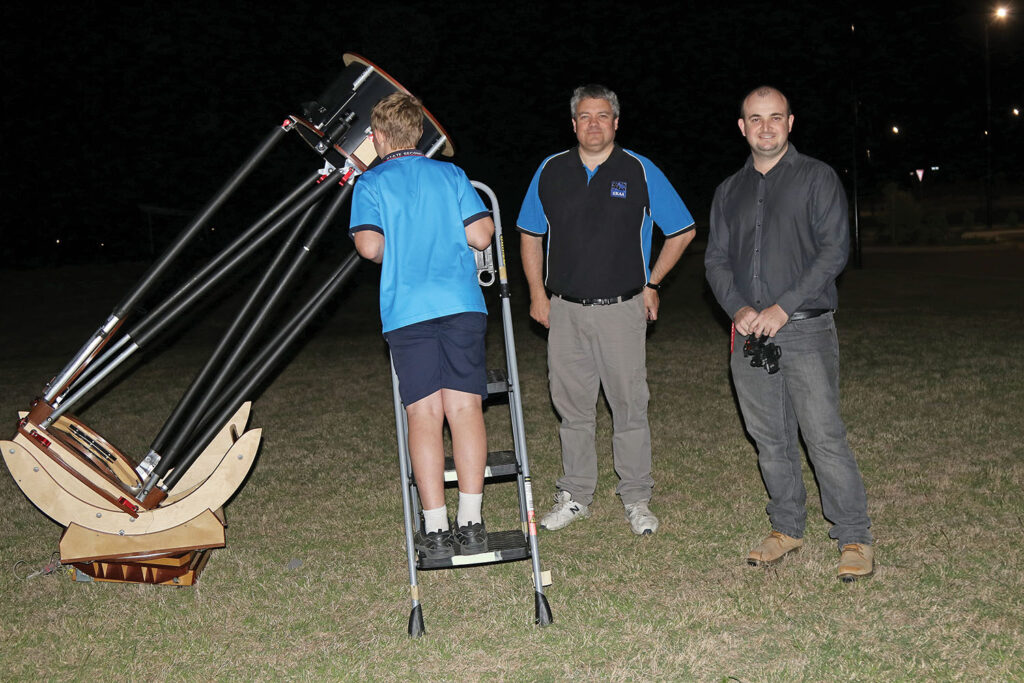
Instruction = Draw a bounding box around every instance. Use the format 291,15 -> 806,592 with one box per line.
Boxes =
371,92 -> 424,150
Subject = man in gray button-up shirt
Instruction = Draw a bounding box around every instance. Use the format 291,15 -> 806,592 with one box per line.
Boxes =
705,86 -> 874,582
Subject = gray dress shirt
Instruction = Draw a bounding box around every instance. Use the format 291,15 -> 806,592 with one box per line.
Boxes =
705,144 -> 850,319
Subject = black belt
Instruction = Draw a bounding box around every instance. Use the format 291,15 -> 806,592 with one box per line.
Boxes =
553,287 -> 644,306
789,308 -> 831,321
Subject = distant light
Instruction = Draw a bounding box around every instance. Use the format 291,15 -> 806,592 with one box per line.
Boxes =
916,169 -> 925,181
995,6 -> 1009,19
1014,108 -> 1021,116
984,130 -> 990,136
931,166 -> 940,171
866,148 -> 872,159
892,126 -> 900,134
55,239 -> 61,245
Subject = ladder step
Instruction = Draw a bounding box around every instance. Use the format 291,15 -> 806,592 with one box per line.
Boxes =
417,529 -> 530,569
486,368 -> 509,394
443,450 -> 518,483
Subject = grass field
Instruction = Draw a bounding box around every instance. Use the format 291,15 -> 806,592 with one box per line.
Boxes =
1,244 -> 1022,681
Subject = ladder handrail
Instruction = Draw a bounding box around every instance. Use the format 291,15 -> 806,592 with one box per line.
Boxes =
472,181 -> 550,622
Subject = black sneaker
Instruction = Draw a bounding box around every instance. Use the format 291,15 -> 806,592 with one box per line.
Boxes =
415,528 -> 455,560
453,519 -> 488,554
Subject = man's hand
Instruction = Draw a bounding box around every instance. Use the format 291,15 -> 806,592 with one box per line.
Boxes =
733,306 -> 757,336
530,296 -> 551,328
750,304 -> 789,338
643,287 -> 660,321
644,230 -> 693,322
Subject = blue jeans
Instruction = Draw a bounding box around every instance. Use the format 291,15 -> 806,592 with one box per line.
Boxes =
731,313 -> 872,548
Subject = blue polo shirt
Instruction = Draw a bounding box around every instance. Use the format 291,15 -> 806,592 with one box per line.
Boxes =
517,145 -> 695,299
350,152 -> 490,332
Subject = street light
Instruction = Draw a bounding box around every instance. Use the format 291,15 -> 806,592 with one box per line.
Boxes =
984,5 -> 1010,230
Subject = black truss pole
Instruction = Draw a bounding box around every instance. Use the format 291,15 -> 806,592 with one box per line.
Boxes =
147,200 -> 321,458
153,249 -> 363,494
113,124 -> 290,318
42,170 -> 339,429
130,172 -> 338,350
44,124 -> 289,403
155,179 -> 353,474
68,170 -> 323,394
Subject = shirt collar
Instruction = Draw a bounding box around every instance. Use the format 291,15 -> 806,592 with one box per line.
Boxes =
382,149 -> 425,162
743,143 -> 799,176
577,143 -> 620,172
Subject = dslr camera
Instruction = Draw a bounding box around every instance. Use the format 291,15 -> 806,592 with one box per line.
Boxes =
743,334 -> 782,375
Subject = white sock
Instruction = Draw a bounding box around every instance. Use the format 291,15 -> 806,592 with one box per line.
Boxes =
423,506 -> 449,533
457,492 -> 483,527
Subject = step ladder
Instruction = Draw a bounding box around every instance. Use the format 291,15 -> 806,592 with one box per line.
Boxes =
389,180 -> 553,637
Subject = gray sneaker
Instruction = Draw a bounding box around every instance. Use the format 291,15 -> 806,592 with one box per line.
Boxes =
624,500 -> 659,536
540,491 -> 590,530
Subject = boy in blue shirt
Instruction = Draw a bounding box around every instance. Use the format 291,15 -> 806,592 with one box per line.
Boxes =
350,93 -> 495,559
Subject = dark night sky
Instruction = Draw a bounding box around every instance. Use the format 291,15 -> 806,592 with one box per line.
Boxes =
2,1 -> 1021,265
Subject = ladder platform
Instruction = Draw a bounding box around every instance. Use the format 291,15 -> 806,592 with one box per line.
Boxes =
443,449 -> 519,483
486,368 -> 509,394
417,529 -> 530,569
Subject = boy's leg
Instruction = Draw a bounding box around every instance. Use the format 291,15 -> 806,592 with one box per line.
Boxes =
442,388 -> 486,496
443,388 -> 489,551
406,390 -> 455,559
406,390 -> 447,512
444,387 -> 486,525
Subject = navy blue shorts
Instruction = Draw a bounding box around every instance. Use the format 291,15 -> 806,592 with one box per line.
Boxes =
384,312 -> 488,406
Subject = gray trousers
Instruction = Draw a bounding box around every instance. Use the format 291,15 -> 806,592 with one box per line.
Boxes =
731,312 -> 872,548
548,295 -> 652,506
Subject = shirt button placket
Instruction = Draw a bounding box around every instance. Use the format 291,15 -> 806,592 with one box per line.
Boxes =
753,177 -> 765,304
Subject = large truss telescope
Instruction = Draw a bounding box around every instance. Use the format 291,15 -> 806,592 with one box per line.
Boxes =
3,53 -> 454,585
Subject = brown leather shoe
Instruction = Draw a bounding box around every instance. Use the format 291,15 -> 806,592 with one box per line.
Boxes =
838,543 -> 874,582
746,530 -> 804,566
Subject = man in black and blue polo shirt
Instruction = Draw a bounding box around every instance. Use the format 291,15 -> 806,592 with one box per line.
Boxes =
517,84 -> 695,536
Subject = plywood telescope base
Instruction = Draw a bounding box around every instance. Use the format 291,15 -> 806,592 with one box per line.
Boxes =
70,549 -> 213,586
60,507 -> 226,586
3,404 -> 259,587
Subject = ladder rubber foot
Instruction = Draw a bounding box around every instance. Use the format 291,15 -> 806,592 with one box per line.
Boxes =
534,591 -> 553,626
408,604 -> 425,638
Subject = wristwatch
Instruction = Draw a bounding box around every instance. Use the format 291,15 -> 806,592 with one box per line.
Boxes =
645,281 -> 662,292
